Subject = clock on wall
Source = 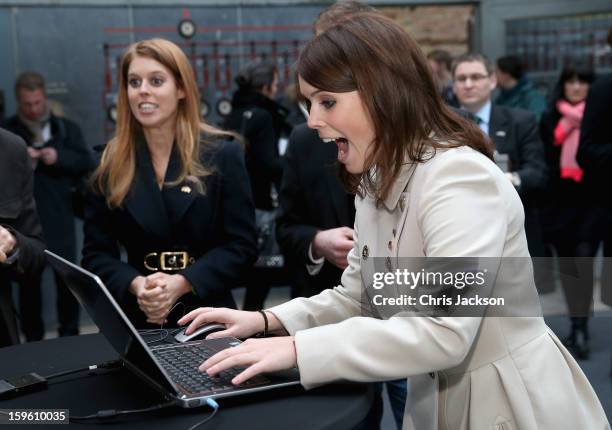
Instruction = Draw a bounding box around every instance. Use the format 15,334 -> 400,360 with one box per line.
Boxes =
178,18 -> 196,39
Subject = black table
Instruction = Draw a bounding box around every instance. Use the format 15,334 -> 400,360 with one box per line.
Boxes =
0,334 -> 372,429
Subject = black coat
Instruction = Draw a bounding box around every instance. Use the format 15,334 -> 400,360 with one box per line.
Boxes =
223,90 -> 291,210
577,74 -> 612,209
0,128 -> 45,346
489,105 -> 548,256
539,107 -> 592,241
489,105 -> 548,196
576,74 -> 612,305
82,138 -> 257,328
276,124 -> 355,297
2,114 -> 94,260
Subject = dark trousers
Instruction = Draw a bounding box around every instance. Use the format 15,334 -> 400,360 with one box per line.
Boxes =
597,212 -> 612,306
0,283 -> 19,347
18,267 -> 80,340
548,238 -> 599,318
354,379 -> 407,430
243,274 -> 271,311
17,272 -> 44,341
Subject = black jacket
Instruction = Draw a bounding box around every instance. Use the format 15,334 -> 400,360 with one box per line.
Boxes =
577,74 -> 612,209
538,107 -> 591,238
489,105 -> 548,197
488,105 -> 548,256
2,114 -> 94,260
223,90 -> 291,210
0,128 -> 45,346
82,138 -> 257,328
276,124 -> 355,297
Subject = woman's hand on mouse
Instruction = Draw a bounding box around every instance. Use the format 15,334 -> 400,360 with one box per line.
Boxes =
178,308 -> 283,340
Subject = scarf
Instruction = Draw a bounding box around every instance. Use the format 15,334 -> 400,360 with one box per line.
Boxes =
554,99 -> 585,182
18,106 -> 51,148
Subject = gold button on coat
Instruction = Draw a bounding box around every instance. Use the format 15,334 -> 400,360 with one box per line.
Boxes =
399,196 -> 406,211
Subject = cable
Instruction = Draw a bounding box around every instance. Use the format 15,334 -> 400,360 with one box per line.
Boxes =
70,398 -> 219,427
44,360 -> 122,381
140,328 -> 183,345
140,302 -> 187,345
0,360 -> 123,400
70,399 -> 176,421
185,398 -> 219,430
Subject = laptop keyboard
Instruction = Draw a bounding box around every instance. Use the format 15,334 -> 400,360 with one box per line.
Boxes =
153,343 -> 270,394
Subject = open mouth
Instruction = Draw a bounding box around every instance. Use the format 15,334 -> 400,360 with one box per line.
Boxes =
138,102 -> 158,113
321,137 -> 349,162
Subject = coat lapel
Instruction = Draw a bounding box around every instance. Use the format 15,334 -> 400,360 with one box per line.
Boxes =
162,146 -> 198,223
383,161 -> 417,212
124,139 -> 171,239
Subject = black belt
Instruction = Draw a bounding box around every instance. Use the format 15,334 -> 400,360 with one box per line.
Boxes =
143,251 -> 195,271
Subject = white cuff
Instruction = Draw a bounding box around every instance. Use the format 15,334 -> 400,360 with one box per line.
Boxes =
506,172 -> 522,188
306,243 -> 325,276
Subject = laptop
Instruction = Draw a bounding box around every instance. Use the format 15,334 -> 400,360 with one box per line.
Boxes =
45,250 -> 300,408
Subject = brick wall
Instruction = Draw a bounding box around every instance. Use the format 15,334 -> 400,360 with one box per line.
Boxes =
380,5 -> 475,56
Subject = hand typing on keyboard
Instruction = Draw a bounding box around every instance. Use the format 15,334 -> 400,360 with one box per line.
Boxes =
198,336 -> 297,385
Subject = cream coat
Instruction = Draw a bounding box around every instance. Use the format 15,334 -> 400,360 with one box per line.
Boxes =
269,146 -> 609,430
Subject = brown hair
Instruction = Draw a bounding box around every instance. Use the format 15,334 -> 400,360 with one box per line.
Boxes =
313,0 -> 377,35
427,49 -> 453,71
297,13 -> 492,206
92,38 -> 233,208
15,72 -> 46,95
452,53 -> 494,77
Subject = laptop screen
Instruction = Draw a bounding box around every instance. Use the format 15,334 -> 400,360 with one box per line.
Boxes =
45,251 -> 177,395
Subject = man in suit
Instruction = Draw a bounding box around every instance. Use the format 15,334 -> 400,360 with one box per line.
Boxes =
452,53 -> 548,259
0,128 -> 46,347
3,72 -> 94,339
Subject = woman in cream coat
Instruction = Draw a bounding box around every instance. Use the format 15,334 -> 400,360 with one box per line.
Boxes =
179,13 -> 609,430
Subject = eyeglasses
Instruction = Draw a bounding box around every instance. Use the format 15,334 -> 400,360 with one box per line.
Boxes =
454,74 -> 490,84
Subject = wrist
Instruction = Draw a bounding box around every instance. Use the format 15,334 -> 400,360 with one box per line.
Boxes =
7,236 -> 16,256
129,276 -> 145,295
256,310 -> 269,337
291,336 -> 297,367
0,227 -> 17,256
311,231 -> 323,259
174,274 -> 193,296
264,310 -> 285,334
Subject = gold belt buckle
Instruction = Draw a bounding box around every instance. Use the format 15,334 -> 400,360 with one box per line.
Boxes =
160,251 -> 189,271
144,252 -> 159,271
